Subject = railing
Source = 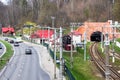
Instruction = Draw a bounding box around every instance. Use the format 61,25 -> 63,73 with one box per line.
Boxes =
64,65 -> 75,80
43,42 -> 75,80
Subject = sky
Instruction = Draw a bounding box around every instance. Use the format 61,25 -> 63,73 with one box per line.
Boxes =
0,0 -> 9,5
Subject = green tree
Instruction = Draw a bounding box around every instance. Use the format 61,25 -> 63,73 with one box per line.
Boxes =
38,0 -> 57,25
113,0 -> 120,21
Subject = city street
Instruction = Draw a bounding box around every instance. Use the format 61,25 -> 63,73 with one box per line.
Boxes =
0,42 -> 50,80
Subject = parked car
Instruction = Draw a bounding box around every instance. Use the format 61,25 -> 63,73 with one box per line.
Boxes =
14,42 -> 19,46
0,43 -> 2,49
5,38 -> 8,41
25,48 -> 32,54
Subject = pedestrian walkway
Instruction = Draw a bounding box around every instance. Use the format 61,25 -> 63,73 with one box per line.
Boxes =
24,42 -> 66,80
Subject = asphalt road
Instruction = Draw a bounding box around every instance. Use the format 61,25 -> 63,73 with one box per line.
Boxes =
0,43 -> 5,57
0,42 -> 50,80
0,42 -> 5,57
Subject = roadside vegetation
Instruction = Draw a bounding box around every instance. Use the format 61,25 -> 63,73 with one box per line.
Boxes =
57,39 -> 120,80
0,40 -> 14,70
110,38 -> 120,66
97,39 -> 120,69
97,40 -> 120,65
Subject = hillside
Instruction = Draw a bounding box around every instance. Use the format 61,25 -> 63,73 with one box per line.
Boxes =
0,0 -> 119,29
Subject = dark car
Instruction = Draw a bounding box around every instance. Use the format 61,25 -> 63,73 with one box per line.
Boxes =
25,48 -> 32,54
9,40 -> 14,43
14,42 -> 19,46
0,43 -> 2,49
5,38 -> 8,41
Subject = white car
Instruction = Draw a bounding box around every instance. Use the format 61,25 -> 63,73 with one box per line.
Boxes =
15,37 -> 23,43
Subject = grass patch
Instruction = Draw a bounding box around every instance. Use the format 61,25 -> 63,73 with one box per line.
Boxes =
109,39 -> 120,66
8,35 -> 16,39
116,38 -> 120,42
62,42 -> 103,80
0,40 -> 14,70
109,40 -> 120,54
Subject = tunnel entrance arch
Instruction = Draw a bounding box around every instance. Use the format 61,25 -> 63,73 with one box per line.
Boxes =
90,31 -> 104,42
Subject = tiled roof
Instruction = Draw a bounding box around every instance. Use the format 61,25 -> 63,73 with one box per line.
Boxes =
30,30 -> 54,39
2,27 -> 14,33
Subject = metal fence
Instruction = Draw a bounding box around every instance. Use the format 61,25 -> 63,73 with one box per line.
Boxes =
64,65 -> 75,80
43,43 -> 75,80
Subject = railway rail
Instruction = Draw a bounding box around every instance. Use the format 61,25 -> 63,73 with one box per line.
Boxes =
90,42 -> 120,80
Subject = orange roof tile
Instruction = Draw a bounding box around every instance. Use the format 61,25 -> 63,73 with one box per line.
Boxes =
75,21 -> 120,40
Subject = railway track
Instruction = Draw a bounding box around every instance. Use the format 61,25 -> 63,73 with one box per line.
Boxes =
90,42 -> 120,80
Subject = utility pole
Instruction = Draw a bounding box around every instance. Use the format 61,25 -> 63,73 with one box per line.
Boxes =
48,27 -> 50,48
59,27 -> 63,80
70,23 -> 73,68
70,22 -> 81,65
51,16 -> 55,28
101,26 -> 104,52
70,32 -> 73,68
105,33 -> 110,80
112,22 -> 115,63
111,0 -> 115,63
54,28 -> 57,79
84,31 -> 86,61
51,16 -> 55,51
70,0 -> 74,12
42,27 -> 43,45
57,0 -> 60,9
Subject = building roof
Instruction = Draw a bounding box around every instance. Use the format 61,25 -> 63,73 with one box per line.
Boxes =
30,30 -> 54,39
2,27 -> 14,33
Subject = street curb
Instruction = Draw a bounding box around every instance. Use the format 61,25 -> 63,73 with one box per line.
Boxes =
0,41 -> 7,77
0,42 -> 6,58
36,46 -> 53,80
0,43 -> 15,78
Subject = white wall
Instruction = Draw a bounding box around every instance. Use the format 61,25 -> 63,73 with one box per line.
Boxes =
73,35 -> 81,47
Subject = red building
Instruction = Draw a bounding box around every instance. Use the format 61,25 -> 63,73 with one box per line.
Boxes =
30,30 -> 54,39
2,27 -> 15,36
